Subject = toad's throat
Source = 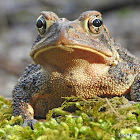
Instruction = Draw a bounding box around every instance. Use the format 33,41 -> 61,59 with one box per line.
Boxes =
32,45 -> 113,67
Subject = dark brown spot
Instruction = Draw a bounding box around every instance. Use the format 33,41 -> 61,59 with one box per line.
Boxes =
67,85 -> 72,88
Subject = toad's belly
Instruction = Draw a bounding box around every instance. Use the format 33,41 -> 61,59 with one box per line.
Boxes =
30,70 -> 132,118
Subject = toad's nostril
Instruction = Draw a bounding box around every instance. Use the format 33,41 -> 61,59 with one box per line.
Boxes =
68,25 -> 73,28
60,18 -> 68,22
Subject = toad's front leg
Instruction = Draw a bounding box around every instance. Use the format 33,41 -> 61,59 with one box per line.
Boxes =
12,64 -> 48,129
13,85 -> 38,129
130,72 -> 140,102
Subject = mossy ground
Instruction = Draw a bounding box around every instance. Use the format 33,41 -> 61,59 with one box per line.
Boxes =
0,95 -> 140,140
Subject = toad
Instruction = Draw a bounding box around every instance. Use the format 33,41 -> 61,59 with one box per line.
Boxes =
12,11 -> 140,128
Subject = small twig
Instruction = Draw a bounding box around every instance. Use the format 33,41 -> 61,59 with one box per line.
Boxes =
54,115 -> 97,121
105,98 -> 123,119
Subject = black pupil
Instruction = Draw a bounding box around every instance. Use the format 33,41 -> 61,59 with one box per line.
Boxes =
92,19 -> 102,27
37,19 -> 43,28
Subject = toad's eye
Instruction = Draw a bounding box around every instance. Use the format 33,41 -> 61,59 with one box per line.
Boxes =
92,18 -> 102,27
88,17 -> 103,34
36,15 -> 47,36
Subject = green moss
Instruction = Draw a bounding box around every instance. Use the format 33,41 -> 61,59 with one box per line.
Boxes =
0,95 -> 140,140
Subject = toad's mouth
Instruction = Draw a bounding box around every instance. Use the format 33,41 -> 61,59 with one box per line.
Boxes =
30,44 -> 114,67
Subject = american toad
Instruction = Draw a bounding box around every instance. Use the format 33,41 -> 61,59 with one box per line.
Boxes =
12,11 -> 140,128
